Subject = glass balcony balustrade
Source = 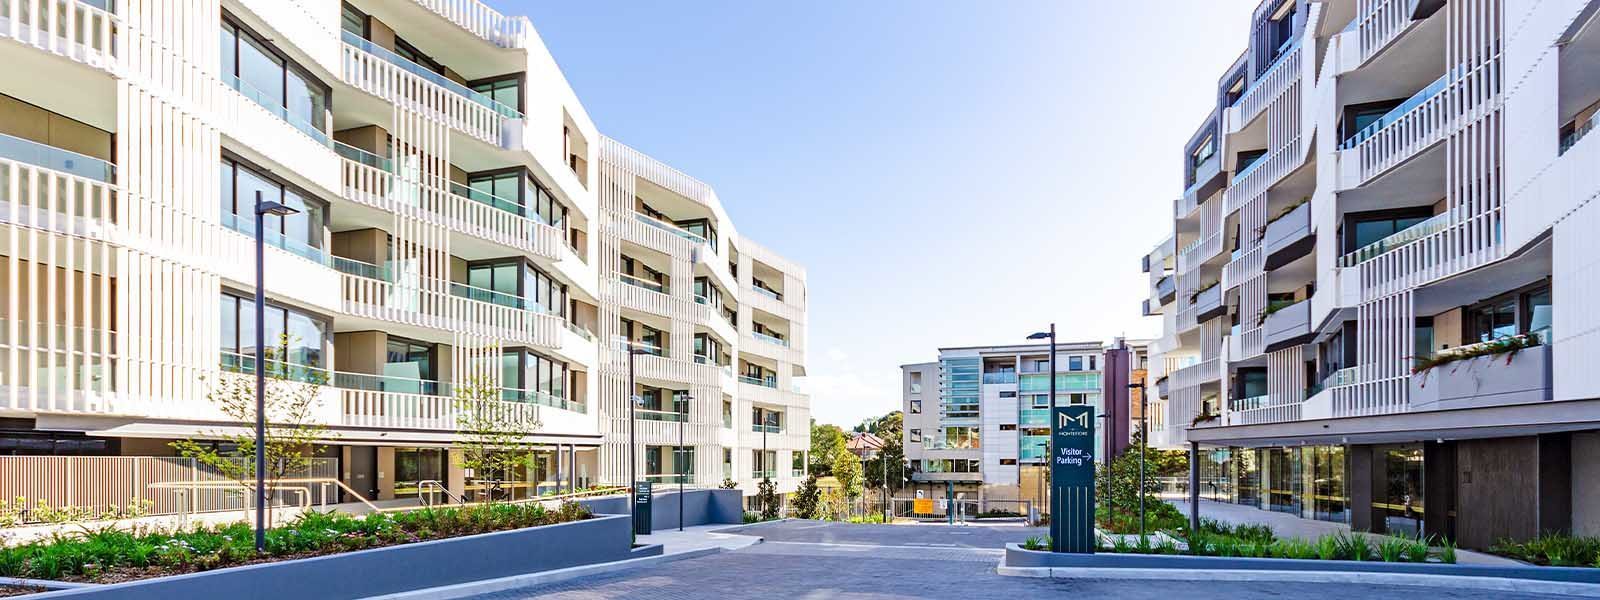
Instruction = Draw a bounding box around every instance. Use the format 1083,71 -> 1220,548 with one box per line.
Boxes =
0,131 -> 115,183
739,374 -> 778,388
751,331 -> 789,348
617,272 -> 667,294
222,73 -> 331,147
1337,212 -> 1450,268
633,212 -> 706,245
220,212 -> 328,265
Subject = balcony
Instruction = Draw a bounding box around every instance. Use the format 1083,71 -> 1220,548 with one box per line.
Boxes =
1263,200 -> 1313,270
334,258 -> 562,349
340,31 -> 520,120
1230,38 -> 1301,131
223,73 -> 330,147
750,331 -> 789,348
0,0 -> 117,67
0,132 -> 115,183
618,272 -> 668,295
448,281 -> 528,311
409,0 -> 534,48
751,285 -> 783,302
981,372 -> 1017,385
1179,153 -> 1225,216
1262,298 -> 1312,352
739,374 -> 778,389
220,212 -> 328,265
332,143 -> 566,262
1338,211 -> 1450,268
1340,72 -> 1452,185
634,212 -> 707,246
1561,118 -> 1595,155
1409,337 -> 1551,411
1193,283 -> 1225,323
636,408 -> 686,423
1156,274 -> 1177,305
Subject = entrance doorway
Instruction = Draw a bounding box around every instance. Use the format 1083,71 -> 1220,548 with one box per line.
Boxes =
348,446 -> 378,501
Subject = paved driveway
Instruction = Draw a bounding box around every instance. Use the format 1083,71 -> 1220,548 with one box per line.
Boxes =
465,521 -> 1579,600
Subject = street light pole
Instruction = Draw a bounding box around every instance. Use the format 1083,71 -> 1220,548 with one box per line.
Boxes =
1027,324 -> 1056,530
680,394 -> 692,532
627,344 -> 639,543
1129,380 -> 1148,537
881,446 -> 888,523
251,190 -> 297,554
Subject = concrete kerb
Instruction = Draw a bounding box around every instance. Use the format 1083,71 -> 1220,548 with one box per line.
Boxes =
994,565 -> 1600,597
996,545 -> 1600,597
367,536 -> 765,600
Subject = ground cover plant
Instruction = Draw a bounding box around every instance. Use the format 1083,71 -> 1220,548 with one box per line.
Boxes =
0,501 -> 591,583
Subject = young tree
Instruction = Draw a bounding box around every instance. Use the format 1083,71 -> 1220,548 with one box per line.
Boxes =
832,450 -> 863,500
757,477 -> 780,520
172,343 -> 328,524
862,411 -> 905,491
791,473 -> 822,519
809,421 -> 847,475
454,375 -> 542,502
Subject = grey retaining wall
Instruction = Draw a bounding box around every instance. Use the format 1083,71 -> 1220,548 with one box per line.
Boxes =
1004,544 -> 1600,584
31,515 -> 658,599
578,489 -> 743,532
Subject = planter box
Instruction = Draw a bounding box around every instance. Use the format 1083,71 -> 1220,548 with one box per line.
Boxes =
33,514 -> 658,600
1409,344 -> 1552,411
1003,544 -> 1600,584
1263,300 -> 1312,353
1264,201 -> 1313,270
1193,285 -> 1225,323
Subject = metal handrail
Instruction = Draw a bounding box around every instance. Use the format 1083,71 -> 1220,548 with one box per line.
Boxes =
418,480 -> 466,507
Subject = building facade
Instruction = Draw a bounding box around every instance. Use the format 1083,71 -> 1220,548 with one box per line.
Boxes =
900,340 -> 1145,508
0,0 -> 806,504
1143,0 -> 1600,548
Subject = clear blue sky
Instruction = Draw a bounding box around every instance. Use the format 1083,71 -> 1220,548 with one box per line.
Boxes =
492,0 -> 1255,429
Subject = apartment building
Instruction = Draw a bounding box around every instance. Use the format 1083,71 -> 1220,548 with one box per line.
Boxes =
901,340 -> 1145,509
1142,0 -> 1600,548
0,0 -> 806,505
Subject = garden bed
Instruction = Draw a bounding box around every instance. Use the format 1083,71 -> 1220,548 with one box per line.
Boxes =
1,502 -> 655,599
1002,543 -> 1600,584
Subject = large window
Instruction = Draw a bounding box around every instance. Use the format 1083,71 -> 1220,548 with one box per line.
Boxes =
676,218 -> 717,251
219,292 -> 328,373
384,337 -> 435,389
500,348 -> 568,404
1344,209 -> 1432,255
646,446 -> 693,479
339,2 -> 366,37
466,259 -> 568,316
1468,283 -> 1552,343
470,76 -> 522,115
219,158 -> 327,259
940,426 -> 980,449
220,15 -> 329,137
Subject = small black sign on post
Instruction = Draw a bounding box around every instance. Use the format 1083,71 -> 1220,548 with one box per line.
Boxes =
633,481 -> 653,535
1050,405 -> 1095,553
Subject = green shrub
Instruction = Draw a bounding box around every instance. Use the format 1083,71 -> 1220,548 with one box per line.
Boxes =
0,501 -> 591,582
1439,537 -> 1458,564
1270,538 -> 1317,560
1492,533 -> 1600,567
1377,536 -> 1409,562
1331,532 -> 1370,561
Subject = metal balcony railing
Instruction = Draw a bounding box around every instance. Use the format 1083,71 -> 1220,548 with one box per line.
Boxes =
1339,73 -> 1450,150
341,31 -> 522,120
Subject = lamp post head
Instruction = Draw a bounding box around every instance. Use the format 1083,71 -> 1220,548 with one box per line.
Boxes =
1026,332 -> 1051,340
255,200 -> 299,217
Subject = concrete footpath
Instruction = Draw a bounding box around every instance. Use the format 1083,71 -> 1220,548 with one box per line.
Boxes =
1169,498 -> 1521,566
365,524 -> 762,600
